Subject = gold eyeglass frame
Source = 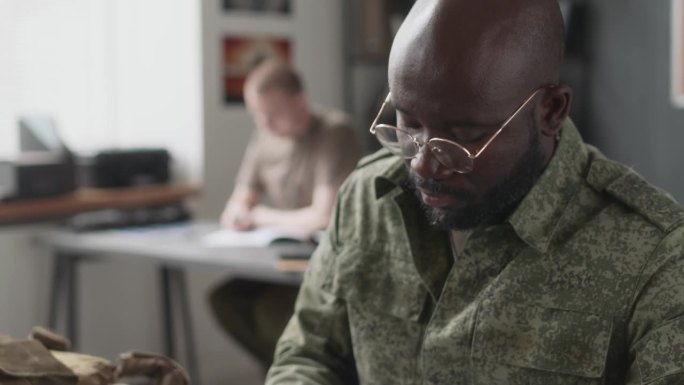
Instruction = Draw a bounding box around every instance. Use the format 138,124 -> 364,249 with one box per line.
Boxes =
369,86 -> 551,173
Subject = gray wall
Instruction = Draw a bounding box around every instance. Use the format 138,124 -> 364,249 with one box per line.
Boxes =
198,0 -> 345,219
0,2 -> 345,385
0,3 -> 681,385
580,0 -> 684,202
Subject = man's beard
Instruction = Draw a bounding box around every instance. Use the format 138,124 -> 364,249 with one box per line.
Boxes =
404,123 -> 546,230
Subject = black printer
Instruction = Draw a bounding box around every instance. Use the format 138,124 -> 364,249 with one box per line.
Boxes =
0,117 -> 77,201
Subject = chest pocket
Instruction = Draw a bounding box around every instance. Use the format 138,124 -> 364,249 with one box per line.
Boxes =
328,247 -> 427,321
472,303 -> 613,383
326,247 -> 428,384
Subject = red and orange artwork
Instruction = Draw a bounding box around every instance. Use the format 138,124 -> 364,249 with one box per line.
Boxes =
222,36 -> 291,104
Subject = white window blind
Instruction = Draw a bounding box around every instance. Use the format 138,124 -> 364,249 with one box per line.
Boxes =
0,0 -> 202,182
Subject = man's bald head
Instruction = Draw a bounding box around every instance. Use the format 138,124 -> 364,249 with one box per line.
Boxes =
389,0 -> 565,113
385,0 -> 572,230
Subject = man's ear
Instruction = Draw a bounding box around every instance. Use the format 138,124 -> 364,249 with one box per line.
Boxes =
538,84 -> 572,138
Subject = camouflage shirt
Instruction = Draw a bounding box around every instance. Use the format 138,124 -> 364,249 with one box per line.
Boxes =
266,120 -> 684,385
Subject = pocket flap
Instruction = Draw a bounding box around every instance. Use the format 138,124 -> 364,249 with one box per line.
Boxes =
329,247 -> 427,322
635,316 -> 684,383
472,304 -> 612,378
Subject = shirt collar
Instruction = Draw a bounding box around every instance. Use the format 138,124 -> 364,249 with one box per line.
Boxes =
507,119 -> 589,253
372,119 -> 589,253
293,111 -> 321,143
373,153 -> 407,199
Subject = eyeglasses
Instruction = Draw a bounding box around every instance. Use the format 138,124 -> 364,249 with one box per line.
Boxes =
369,86 -> 549,173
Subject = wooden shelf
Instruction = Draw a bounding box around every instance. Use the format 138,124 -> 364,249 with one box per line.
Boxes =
0,184 -> 201,226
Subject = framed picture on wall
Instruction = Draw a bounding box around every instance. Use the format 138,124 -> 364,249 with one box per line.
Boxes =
222,0 -> 291,15
673,0 -> 684,107
222,36 -> 291,104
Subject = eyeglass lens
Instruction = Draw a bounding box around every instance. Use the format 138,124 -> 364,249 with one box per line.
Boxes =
374,124 -> 474,173
428,139 -> 474,173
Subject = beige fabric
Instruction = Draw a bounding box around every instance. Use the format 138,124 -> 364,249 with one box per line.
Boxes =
449,230 -> 471,260
0,329 -> 186,385
116,351 -> 188,385
0,334 -> 13,345
235,107 -> 362,209
0,330 -> 112,385
29,326 -> 70,352
50,351 -> 115,385
0,341 -> 75,379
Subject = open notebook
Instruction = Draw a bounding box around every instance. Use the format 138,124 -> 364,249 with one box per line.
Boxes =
201,227 -> 323,248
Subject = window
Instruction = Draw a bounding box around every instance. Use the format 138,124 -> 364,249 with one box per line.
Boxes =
0,0 -> 202,182
673,0 -> 684,107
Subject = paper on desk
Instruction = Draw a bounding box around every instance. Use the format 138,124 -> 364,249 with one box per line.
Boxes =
200,227 -> 305,248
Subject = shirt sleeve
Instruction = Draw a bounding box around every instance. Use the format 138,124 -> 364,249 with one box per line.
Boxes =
234,131 -> 263,192
626,227 -> 684,384
265,194 -> 358,385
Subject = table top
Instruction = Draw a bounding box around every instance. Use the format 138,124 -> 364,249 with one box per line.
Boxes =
35,222 -> 315,285
0,184 -> 200,226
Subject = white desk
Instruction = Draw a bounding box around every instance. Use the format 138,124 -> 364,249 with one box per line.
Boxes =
34,222 -> 315,385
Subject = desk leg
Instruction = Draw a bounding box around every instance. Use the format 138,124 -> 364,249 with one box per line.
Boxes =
48,254 -> 65,331
159,266 -> 200,385
160,267 -> 176,358
48,253 -> 79,349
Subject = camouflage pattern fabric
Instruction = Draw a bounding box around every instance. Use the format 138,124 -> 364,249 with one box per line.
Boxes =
266,120 -> 684,385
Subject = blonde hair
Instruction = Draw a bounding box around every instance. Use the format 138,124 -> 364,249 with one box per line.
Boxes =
245,58 -> 304,96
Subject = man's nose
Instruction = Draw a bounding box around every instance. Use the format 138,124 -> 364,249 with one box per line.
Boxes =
409,145 -> 451,180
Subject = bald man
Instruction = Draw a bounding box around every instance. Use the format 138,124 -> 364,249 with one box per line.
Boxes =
266,0 -> 684,384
